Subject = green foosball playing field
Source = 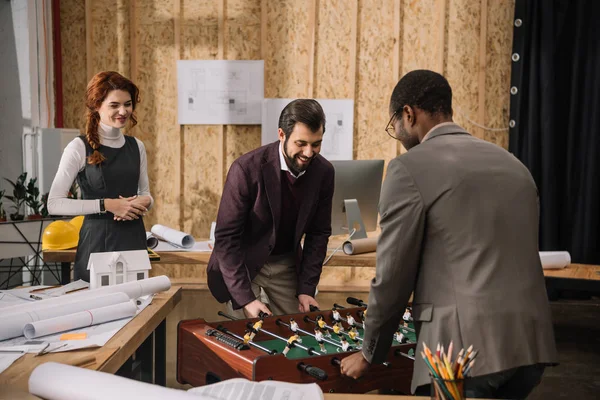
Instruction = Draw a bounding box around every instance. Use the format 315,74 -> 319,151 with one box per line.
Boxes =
259,323 -> 417,360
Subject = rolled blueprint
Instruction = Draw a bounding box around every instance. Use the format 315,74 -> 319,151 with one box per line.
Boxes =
29,362 -> 208,400
539,251 -> 571,269
24,300 -> 137,339
0,292 -> 129,341
342,237 -> 378,255
146,232 -> 159,249
151,224 -> 195,249
0,276 -> 171,316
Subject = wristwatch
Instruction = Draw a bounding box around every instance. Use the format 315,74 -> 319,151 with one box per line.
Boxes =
99,199 -> 106,213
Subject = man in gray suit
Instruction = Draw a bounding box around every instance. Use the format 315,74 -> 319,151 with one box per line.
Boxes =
341,70 -> 558,398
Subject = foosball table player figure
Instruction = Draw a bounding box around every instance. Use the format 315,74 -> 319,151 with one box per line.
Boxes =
249,319 -> 263,341
332,321 -> 343,338
314,327 -> 327,353
339,336 -> 352,352
332,308 -> 341,322
316,315 -> 331,337
346,313 -> 356,328
243,329 -> 252,345
348,328 -> 361,348
282,333 -> 301,357
289,318 -> 302,342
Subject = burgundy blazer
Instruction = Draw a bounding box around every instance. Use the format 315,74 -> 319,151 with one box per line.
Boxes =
207,141 -> 335,309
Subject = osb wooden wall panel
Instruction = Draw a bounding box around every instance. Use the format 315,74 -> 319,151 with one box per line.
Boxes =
60,0 -> 516,243
355,0 -> 397,161
135,0 -> 180,229
180,0 -> 221,238
60,0 -> 86,132
91,0 -> 130,76
446,0 -> 482,139
313,0 -> 355,99
401,0 -> 443,76
484,0 -> 514,149
224,0 -> 262,174
264,0 -> 312,98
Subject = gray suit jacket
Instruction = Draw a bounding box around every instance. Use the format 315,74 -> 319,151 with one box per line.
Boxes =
361,123 -> 558,393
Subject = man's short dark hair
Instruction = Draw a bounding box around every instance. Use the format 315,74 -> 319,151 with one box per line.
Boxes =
278,99 -> 326,138
389,70 -> 453,117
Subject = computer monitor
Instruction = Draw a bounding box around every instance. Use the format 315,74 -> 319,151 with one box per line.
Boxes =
329,160 -> 385,239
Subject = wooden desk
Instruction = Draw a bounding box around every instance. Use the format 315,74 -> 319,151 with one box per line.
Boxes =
0,286 -> 182,391
44,247 -> 600,290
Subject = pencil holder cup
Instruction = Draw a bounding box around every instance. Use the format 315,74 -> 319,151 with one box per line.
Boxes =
430,375 -> 465,400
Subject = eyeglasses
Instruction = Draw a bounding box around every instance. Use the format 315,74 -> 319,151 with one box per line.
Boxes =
385,110 -> 399,139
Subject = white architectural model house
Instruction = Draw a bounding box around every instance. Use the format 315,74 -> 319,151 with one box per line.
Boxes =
87,250 -> 151,289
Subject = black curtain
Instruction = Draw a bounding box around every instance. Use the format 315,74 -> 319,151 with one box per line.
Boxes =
509,0 -> 600,265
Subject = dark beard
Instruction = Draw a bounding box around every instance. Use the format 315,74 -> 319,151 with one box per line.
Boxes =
283,137 -> 312,175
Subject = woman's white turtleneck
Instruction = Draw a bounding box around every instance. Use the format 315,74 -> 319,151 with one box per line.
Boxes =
47,122 -> 153,216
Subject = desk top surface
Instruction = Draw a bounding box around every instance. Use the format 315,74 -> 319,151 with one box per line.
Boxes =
0,286 -> 182,391
44,246 -> 600,282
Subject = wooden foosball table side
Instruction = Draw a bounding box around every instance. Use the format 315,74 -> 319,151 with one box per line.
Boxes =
177,319 -> 259,386
177,308 -> 416,394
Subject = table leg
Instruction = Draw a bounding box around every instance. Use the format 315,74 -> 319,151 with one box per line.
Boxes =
60,262 -> 71,284
154,319 -> 166,386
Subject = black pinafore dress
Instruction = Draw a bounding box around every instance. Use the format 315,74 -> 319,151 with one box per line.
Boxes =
73,135 -> 147,282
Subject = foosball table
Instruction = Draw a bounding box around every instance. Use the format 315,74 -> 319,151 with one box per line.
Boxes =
177,298 -> 417,394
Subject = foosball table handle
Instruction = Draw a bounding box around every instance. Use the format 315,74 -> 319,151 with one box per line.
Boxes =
346,297 -> 368,307
309,305 -> 320,312
258,311 -> 270,319
298,362 -> 328,381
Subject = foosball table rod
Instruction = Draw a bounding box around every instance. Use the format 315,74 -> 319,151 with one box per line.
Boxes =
303,315 -> 363,343
243,321 -> 323,356
275,318 -> 343,348
215,325 -> 277,355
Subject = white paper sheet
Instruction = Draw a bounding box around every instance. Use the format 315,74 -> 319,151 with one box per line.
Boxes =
0,350 -> 25,374
262,98 -> 354,161
540,251 -> 571,269
29,363 -> 323,400
0,292 -> 31,308
154,240 -> 212,252
29,362 -> 214,400
151,224 -> 195,249
0,295 -> 154,352
177,60 -> 264,125
0,285 -> 50,303
0,293 -> 129,341
0,276 -> 170,316
24,300 -> 137,339
35,280 -> 89,298
188,378 -> 324,400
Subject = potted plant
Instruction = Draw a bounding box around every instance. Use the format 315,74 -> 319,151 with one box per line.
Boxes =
0,189 -> 6,222
41,192 -> 50,218
4,172 -> 28,221
26,177 -> 43,219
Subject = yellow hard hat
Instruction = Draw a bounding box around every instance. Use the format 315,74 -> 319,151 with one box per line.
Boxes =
42,220 -> 79,250
69,216 -> 85,232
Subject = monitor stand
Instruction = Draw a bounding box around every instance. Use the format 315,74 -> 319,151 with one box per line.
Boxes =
344,199 -> 368,240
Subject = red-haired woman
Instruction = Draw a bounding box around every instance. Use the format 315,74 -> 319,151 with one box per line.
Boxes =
48,71 -> 153,282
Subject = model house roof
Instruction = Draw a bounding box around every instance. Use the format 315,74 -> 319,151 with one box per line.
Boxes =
87,249 -> 151,273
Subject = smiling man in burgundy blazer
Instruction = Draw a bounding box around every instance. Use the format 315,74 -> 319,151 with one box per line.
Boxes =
207,99 -> 335,318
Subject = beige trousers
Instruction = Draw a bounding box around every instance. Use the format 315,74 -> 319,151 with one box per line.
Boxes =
227,253 -> 300,318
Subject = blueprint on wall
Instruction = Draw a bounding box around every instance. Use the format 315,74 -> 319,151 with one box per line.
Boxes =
261,99 -> 354,160
177,60 -> 264,125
